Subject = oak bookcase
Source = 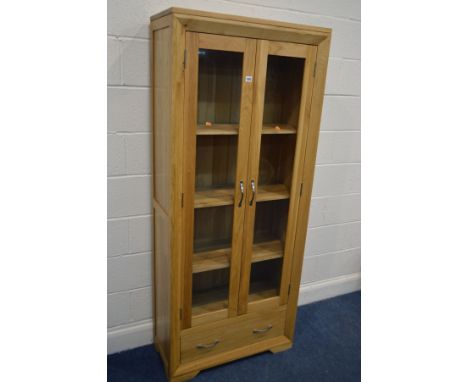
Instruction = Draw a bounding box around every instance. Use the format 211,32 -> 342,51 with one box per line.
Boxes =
150,8 -> 331,381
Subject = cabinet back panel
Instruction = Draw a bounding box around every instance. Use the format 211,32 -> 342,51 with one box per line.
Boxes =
249,258 -> 283,301
194,205 -> 234,253
195,136 -> 237,189
192,269 -> 230,316
253,199 -> 289,245
258,135 -> 296,189
263,55 -> 305,128
197,49 -> 243,125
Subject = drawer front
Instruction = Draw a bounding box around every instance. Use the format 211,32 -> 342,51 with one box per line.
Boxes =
181,309 -> 286,363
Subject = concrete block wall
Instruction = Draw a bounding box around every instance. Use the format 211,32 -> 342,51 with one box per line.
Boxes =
107,0 -> 360,354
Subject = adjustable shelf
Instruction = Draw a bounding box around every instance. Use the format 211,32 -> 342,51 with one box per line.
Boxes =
250,240 -> 283,263
197,124 -> 296,135
192,247 -> 230,274
194,184 -> 289,209
196,124 -> 239,135
192,286 -> 229,316
257,184 -> 290,202
194,188 -> 234,208
193,281 -> 279,315
262,124 -> 297,134
248,281 -> 278,302
192,240 -> 283,274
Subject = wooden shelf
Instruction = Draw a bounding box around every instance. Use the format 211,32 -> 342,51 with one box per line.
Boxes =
262,124 -> 297,134
252,240 -> 283,263
197,124 -> 239,135
197,124 -> 296,135
256,184 -> 290,202
193,247 -> 230,273
192,240 -> 283,274
194,184 -> 288,208
194,188 -> 234,208
192,286 -> 229,316
248,281 -> 278,302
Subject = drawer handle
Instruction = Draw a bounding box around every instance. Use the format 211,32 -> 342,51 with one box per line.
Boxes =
253,324 -> 273,334
196,339 -> 220,350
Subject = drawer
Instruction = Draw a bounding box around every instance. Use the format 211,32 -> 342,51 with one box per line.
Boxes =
181,308 -> 286,363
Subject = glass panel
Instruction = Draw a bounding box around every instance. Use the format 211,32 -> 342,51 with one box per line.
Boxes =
248,54 -> 305,301
191,48 -> 244,318
197,49 -> 243,134
249,258 -> 283,302
263,55 -> 305,131
193,268 -> 230,315
258,134 -> 296,187
194,205 -> 233,253
196,136 -> 238,190
253,199 -> 289,244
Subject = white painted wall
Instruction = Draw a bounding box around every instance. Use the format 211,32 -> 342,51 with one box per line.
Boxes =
107,0 -> 361,354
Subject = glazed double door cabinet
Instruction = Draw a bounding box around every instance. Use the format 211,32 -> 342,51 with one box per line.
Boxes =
151,8 -> 331,381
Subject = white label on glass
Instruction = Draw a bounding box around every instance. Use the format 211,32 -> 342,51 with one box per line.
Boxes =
245,75 -> 253,82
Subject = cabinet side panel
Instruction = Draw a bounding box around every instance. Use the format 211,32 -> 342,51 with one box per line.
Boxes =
285,36 -> 331,340
153,25 -> 173,363
155,204 -> 171,361
154,26 -> 172,213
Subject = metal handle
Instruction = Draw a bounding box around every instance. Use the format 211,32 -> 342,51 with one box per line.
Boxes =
196,339 -> 220,350
253,324 -> 272,334
249,179 -> 256,206
238,181 -> 245,207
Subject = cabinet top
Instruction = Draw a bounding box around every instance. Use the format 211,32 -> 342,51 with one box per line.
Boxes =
150,7 -> 332,39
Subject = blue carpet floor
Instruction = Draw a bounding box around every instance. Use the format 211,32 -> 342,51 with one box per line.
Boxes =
108,291 -> 360,381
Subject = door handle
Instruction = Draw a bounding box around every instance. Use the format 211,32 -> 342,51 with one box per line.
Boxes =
238,180 -> 245,207
249,180 -> 256,206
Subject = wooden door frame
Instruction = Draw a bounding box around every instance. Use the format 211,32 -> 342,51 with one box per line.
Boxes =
237,40 -> 318,314
181,31 -> 257,328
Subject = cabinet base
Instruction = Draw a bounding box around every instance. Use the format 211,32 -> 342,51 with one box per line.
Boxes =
168,342 -> 293,381
269,342 -> 292,353
169,371 -> 199,382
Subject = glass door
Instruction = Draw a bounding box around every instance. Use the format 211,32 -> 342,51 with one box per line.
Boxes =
182,32 -> 256,327
239,40 -> 318,313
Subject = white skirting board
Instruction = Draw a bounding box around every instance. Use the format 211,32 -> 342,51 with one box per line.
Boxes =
107,319 -> 154,355
298,272 -> 361,306
107,272 -> 361,354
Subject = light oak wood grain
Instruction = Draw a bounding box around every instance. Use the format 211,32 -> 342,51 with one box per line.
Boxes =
196,124 -> 239,135
181,31 -> 199,329
226,37 -> 256,318
237,39 -> 269,315
181,308 -> 286,363
268,40 -> 309,58
285,36 -> 331,341
262,124 -> 297,134
194,188 -> 234,209
152,24 -> 173,368
277,44 -> 318,306
169,15 -> 186,374
151,8 -> 331,381
192,240 -> 283,274
256,184 -> 290,202
176,335 -> 291,377
198,33 -> 246,52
